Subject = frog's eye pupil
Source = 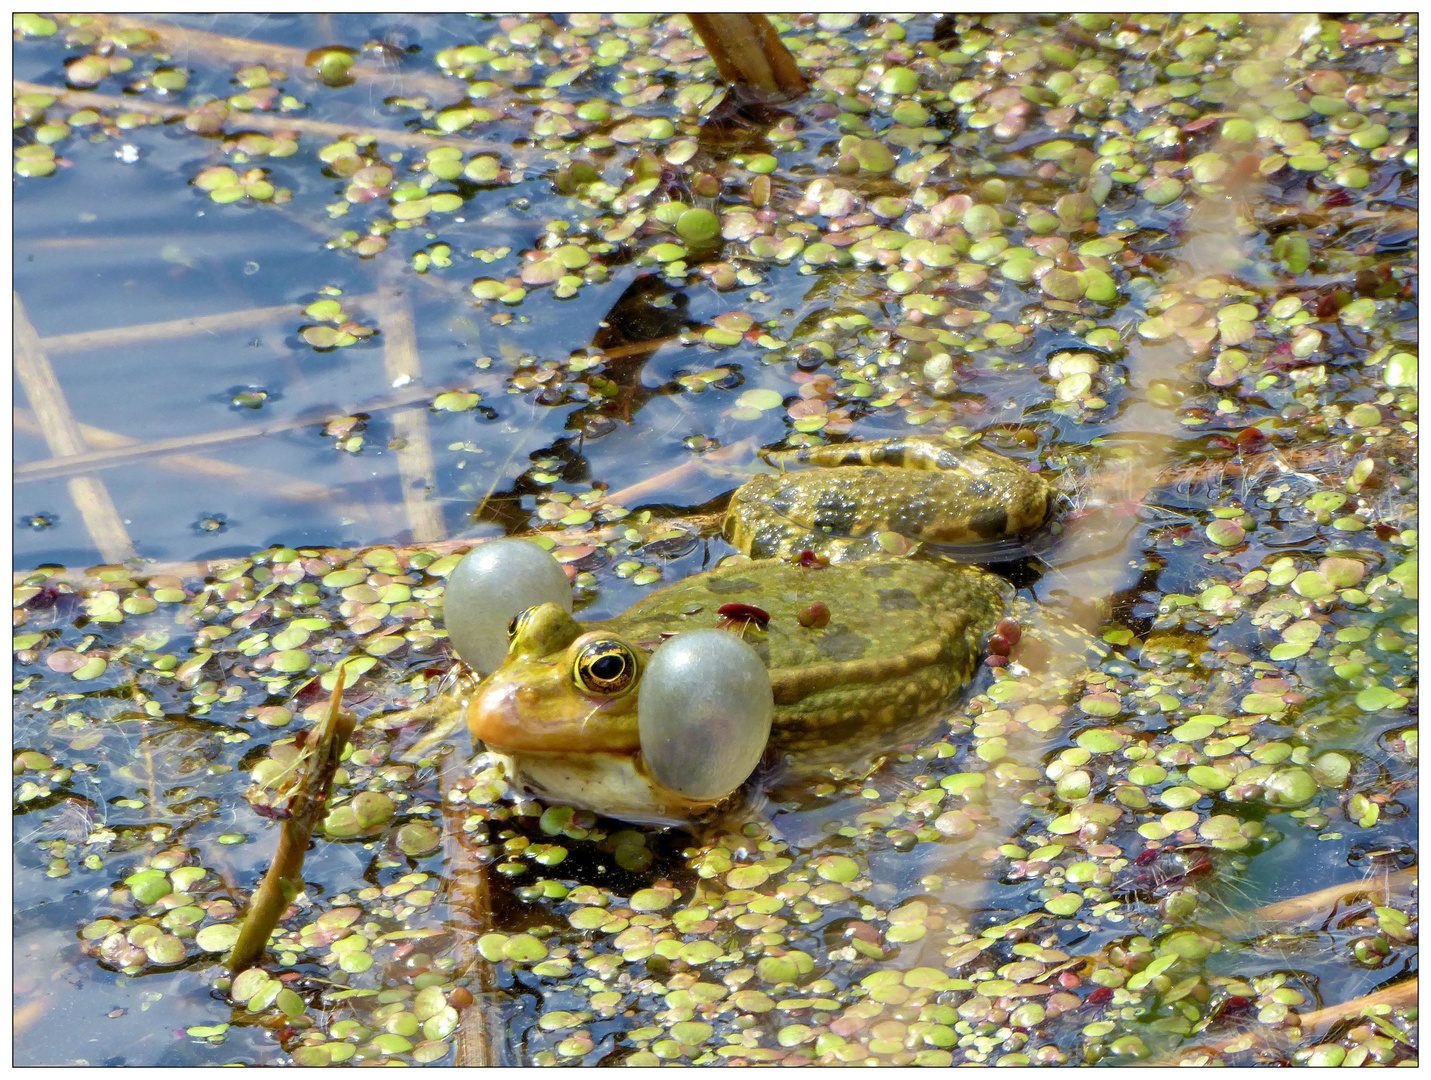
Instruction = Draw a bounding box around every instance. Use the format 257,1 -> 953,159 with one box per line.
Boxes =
574,641 -> 637,695
591,654 -> 625,680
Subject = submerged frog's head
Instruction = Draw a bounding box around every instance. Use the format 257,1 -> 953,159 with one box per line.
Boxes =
446,540 -> 774,823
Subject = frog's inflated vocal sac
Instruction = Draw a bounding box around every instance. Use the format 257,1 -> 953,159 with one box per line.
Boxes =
463,437 -> 1053,823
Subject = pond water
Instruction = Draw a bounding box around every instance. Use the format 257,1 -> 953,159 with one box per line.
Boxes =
13,12 -> 1418,1067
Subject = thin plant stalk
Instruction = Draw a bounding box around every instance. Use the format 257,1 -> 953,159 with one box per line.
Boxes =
66,13 -> 465,99
687,15 -> 808,96
13,79 -> 532,157
439,753 -> 501,1066
13,407 -> 346,506
39,297 -> 374,356
226,670 -> 356,974
13,377 -> 496,484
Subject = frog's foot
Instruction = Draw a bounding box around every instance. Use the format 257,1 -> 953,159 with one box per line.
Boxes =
1005,596 -> 1108,683
386,678 -> 476,763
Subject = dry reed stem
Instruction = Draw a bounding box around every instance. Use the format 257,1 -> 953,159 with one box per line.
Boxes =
13,290 -> 137,564
1153,977 -> 1418,1065
38,295 -> 375,356
687,15 -> 808,96
13,406 -> 349,507
17,414 -> 1394,586
13,509 -> 730,590
227,670 -> 356,974
1296,978 -> 1418,1039
378,278 -> 447,543
13,79 -> 533,157
60,13 -> 465,100
1212,866 -> 1418,935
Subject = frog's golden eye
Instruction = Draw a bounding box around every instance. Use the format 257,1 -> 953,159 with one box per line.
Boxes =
573,640 -> 638,696
508,607 -> 537,642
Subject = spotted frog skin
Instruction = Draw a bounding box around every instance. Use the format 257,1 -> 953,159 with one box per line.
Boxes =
465,436 -> 1052,821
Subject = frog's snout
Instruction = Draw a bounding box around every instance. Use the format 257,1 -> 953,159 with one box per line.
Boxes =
466,663 -> 640,755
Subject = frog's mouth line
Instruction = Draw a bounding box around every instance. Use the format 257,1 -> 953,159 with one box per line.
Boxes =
467,670 -> 641,755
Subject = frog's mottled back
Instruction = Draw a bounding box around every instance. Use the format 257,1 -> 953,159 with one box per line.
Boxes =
723,437 -> 1051,562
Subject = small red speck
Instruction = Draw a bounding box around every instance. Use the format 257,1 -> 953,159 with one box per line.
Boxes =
1086,986 -> 1113,1006
1134,847 -> 1159,866
793,549 -> 830,568
717,602 -> 771,631
797,601 -> 831,629
1235,426 -> 1269,453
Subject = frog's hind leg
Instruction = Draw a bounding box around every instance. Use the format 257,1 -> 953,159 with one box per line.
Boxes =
762,434 -> 983,473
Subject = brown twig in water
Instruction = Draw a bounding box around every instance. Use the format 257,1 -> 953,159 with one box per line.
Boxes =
55,13 -> 465,100
37,295 -> 376,356
13,290 -> 137,564
13,79 -> 534,157
13,508 -> 729,590
227,670 -> 356,975
687,15 -> 808,96
14,416 -> 1413,587
378,277 -> 447,543
1296,978 -> 1418,1039
1155,433 -> 1414,490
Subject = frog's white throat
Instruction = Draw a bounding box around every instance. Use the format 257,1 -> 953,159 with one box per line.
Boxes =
487,749 -> 724,827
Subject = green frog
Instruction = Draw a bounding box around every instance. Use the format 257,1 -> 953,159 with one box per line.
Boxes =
455,436 -> 1055,823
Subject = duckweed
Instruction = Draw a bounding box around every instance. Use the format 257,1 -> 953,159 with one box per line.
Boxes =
13,11 -> 1419,1069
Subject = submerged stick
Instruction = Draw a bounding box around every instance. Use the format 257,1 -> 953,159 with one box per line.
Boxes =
38,295 -> 376,356
1152,977 -> 1419,1065
1212,866 -> 1418,935
13,290 -> 137,564
14,407 -> 345,506
378,278 -> 447,543
62,13 -> 464,100
1296,978 -> 1418,1039
439,754 -> 502,1066
13,375 -> 496,484
226,670 -> 356,974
